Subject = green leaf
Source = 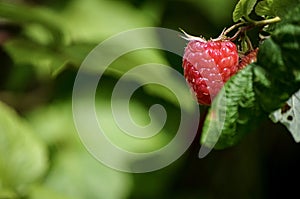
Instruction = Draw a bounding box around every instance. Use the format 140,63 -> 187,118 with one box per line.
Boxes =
1,0 -> 159,77
28,98 -> 173,153
26,102 -> 79,147
27,101 -> 133,199
4,38 -> 95,76
255,0 -> 300,18
0,101 -> 48,196
4,38 -> 66,77
29,185 -> 72,199
255,0 -> 274,16
207,3 -> 300,148
201,65 -> 261,149
0,2 -> 65,45
96,97 -> 175,153
233,0 -> 258,22
0,189 -> 18,199
58,0 -> 156,43
43,150 -> 132,199
254,10 -> 300,112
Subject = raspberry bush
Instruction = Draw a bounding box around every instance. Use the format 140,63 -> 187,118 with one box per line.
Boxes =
197,0 -> 300,149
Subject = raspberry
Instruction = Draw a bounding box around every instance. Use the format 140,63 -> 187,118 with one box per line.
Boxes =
182,38 -> 239,105
238,48 -> 258,70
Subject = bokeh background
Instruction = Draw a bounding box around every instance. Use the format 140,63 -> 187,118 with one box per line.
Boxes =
0,0 -> 300,198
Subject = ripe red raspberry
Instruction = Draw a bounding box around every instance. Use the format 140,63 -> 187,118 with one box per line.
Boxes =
182,38 -> 239,105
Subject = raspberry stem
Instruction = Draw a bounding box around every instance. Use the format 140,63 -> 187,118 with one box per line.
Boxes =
245,35 -> 253,51
223,16 -> 281,42
252,16 -> 281,26
222,21 -> 246,37
179,16 -> 280,46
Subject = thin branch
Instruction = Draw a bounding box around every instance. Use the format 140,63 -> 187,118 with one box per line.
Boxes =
223,21 -> 246,36
253,16 -> 281,26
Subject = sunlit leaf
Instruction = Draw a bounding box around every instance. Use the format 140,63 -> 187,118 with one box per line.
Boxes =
44,150 -> 132,199
59,0 -> 156,43
1,0 -> 160,77
4,38 -> 95,76
27,101 -> 133,199
0,2 -> 65,45
233,0 -> 257,22
96,96 -> 174,153
4,38 -> 66,76
0,101 -> 48,196
29,185 -> 72,199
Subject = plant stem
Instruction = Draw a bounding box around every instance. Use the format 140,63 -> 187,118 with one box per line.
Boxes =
223,21 -> 246,36
227,16 -> 281,41
245,35 -> 253,51
244,15 -> 256,23
253,16 -> 281,26
229,29 -> 241,41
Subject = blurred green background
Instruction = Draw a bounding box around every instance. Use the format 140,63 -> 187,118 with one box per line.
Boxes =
0,0 -> 300,198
